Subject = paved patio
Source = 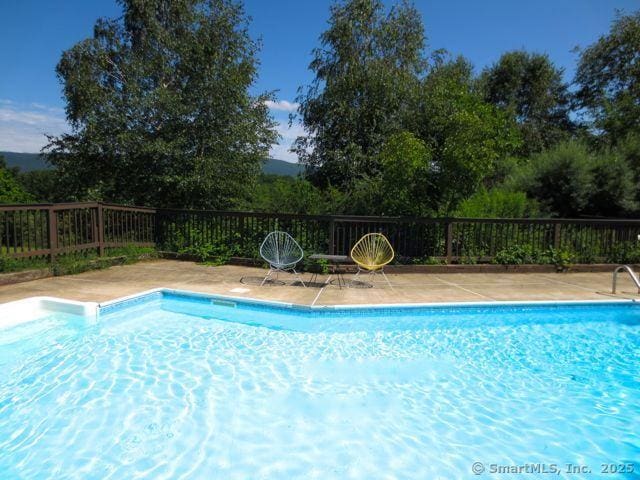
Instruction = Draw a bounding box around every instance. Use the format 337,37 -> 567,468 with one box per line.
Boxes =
0,259 -> 637,306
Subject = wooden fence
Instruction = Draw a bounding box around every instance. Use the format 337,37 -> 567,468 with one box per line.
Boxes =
0,202 -> 155,260
2,202 -> 640,263
154,209 -> 640,263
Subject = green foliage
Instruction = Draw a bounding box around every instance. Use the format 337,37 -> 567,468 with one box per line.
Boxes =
509,141 -> 596,217
455,188 -> 540,218
0,155 -> 34,204
0,255 -> 49,273
493,245 -> 575,270
178,241 -> 240,265
0,245 -> 156,274
302,257 -> 330,274
479,50 -> 574,155
575,11 -> 640,144
247,175 -> 345,215
293,0 -> 426,187
46,0 -> 277,208
16,170 -> 65,202
509,141 -> 638,217
607,241 -> 640,264
414,62 -> 522,212
587,152 -> 639,216
376,132 -> 434,216
410,256 -> 445,265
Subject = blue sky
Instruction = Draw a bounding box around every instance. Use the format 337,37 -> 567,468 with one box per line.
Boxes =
0,0 -> 637,159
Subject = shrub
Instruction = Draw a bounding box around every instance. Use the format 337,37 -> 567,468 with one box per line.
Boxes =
493,245 -> 575,270
607,241 -> 640,264
455,188 -> 540,218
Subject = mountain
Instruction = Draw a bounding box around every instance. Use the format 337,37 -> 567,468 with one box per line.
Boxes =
1,152 -> 49,171
1,151 -> 304,177
263,158 -> 304,176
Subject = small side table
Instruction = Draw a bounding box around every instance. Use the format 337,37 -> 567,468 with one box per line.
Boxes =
308,254 -> 354,289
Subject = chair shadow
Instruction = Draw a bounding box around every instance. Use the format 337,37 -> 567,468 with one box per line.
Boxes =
240,276 -> 285,286
240,276 -> 325,289
335,279 -> 372,289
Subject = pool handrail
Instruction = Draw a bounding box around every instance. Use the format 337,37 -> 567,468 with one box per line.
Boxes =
612,264 -> 640,294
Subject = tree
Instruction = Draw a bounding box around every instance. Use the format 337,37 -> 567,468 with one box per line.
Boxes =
375,132 -> 434,216
0,156 -> 33,204
17,170 -> 64,203
293,0 -> 426,188
46,0 -> 277,208
247,175 -> 344,215
508,141 -> 637,217
413,59 -> 522,212
574,11 -> 640,144
479,50 -> 574,155
587,152 -> 638,216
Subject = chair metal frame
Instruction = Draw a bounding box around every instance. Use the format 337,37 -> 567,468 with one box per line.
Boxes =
349,233 -> 394,287
259,231 -> 306,287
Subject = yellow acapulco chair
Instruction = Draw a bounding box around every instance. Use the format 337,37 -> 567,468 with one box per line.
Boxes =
349,233 -> 395,287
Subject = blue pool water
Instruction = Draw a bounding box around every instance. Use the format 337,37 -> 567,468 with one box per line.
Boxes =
1,292 -> 639,479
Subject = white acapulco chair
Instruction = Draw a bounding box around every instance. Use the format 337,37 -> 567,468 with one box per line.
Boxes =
259,231 -> 306,287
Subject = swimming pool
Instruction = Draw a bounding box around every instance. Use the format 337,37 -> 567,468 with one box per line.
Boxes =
1,290 -> 639,479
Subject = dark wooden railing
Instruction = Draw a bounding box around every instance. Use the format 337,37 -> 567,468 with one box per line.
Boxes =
0,202 -> 155,260
154,209 -> 640,263
2,202 -> 640,263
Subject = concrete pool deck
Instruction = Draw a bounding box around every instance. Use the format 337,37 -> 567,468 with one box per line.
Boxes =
0,259 -> 638,306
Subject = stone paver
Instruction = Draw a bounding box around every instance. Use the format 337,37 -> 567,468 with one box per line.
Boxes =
0,259 -> 637,306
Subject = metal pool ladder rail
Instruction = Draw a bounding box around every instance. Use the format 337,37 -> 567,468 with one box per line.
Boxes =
612,265 -> 640,294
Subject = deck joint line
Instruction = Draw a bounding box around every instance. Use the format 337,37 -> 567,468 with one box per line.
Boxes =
311,275 -> 332,306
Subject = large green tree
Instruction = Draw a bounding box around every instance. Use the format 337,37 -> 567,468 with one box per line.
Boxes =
46,0 -> 277,208
412,58 -> 522,212
479,50 -> 574,155
574,11 -> 640,144
293,0 -> 426,187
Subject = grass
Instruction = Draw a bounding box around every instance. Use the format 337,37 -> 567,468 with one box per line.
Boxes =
0,245 -> 158,275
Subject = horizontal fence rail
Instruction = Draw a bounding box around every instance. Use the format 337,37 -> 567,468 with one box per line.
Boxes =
2,202 -> 640,264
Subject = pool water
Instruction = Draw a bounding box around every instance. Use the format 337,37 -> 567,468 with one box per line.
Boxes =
1,292 -> 639,479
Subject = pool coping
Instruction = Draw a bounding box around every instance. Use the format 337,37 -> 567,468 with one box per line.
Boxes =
1,287 -> 638,329
99,287 -> 640,311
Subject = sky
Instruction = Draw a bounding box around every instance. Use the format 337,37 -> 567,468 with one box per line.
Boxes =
0,0 -> 638,160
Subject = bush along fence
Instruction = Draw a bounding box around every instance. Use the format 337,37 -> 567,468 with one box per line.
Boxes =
2,202 -> 640,266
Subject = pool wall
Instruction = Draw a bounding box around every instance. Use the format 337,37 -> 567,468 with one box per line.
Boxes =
0,287 -> 638,329
0,297 -> 98,328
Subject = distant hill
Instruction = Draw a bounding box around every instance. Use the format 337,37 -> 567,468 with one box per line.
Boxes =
263,158 -> 304,176
1,151 -> 303,177
1,152 -> 49,171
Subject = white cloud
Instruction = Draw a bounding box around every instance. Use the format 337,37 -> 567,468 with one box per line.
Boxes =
265,99 -> 299,112
268,120 -> 306,162
0,102 -> 69,152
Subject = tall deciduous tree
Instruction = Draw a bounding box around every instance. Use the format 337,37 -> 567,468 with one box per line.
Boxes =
413,58 -> 522,212
46,0 -> 277,208
575,11 -> 640,144
293,0 -> 426,187
479,50 -> 574,155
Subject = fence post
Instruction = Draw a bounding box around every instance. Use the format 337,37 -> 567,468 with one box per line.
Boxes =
328,218 -> 335,255
553,223 -> 561,250
48,206 -> 57,262
97,203 -> 105,256
445,220 -> 453,263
